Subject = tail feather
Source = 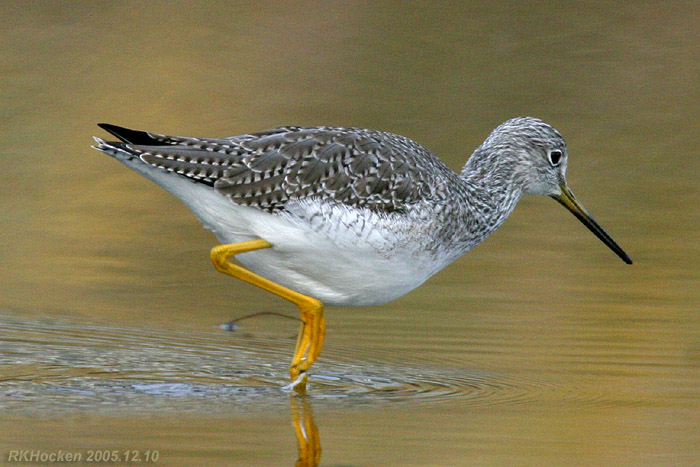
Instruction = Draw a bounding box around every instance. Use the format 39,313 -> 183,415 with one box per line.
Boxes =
91,135 -> 138,161
97,123 -> 169,146
92,125 -> 219,186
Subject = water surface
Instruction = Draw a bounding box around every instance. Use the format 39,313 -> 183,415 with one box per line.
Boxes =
1,2 -> 698,466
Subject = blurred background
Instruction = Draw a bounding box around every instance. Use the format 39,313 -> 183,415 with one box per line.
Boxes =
1,1 -> 698,465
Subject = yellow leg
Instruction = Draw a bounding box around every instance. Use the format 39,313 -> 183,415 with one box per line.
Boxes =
210,239 -> 325,392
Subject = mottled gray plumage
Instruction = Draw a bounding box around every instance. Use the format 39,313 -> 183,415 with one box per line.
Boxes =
97,118 -> 562,251
97,124 -> 459,215
94,116 -> 631,306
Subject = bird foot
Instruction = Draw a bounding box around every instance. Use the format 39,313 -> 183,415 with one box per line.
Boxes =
284,371 -> 308,393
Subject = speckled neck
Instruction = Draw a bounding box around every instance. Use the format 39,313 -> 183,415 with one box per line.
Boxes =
439,149 -> 526,258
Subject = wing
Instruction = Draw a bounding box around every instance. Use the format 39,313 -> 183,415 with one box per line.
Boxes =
97,124 -> 455,213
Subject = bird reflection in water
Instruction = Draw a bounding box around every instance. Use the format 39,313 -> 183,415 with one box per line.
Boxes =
290,396 -> 321,467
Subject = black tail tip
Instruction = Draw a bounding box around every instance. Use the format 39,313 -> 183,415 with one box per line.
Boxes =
97,123 -> 164,146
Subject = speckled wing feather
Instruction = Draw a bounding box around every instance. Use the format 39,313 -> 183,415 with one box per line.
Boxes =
97,124 -> 456,213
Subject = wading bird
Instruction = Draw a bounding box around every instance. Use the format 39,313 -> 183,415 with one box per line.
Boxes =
93,117 -> 632,391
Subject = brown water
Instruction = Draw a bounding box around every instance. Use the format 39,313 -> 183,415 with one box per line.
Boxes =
1,2 -> 699,466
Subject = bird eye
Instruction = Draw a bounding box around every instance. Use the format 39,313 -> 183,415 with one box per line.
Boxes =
548,150 -> 562,166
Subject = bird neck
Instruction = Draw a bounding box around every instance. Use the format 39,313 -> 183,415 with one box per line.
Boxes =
450,149 -> 526,252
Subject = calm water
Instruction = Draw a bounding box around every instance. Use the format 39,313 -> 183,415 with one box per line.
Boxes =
1,2 -> 698,466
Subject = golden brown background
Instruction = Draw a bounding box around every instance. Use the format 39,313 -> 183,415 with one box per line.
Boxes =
1,1 -> 698,465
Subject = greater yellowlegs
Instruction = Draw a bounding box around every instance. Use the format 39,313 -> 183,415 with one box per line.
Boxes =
93,117 -> 632,391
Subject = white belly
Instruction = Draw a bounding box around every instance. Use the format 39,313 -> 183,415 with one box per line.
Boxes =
114,160 -> 453,306
205,197 -> 448,307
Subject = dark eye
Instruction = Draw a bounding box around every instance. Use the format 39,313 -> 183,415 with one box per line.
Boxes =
548,150 -> 562,166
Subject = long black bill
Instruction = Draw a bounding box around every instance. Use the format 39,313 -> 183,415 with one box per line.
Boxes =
551,185 -> 632,264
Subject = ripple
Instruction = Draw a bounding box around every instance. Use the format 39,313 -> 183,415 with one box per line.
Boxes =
0,313 -> 653,415
301,362 -> 619,410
